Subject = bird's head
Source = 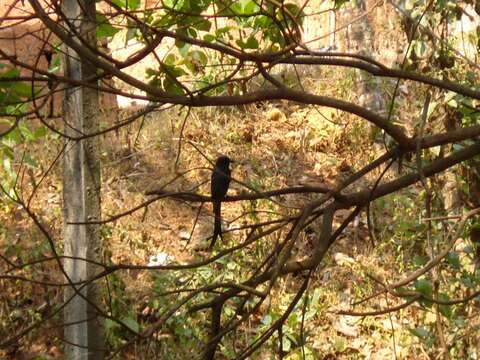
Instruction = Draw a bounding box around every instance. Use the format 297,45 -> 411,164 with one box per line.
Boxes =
215,155 -> 233,168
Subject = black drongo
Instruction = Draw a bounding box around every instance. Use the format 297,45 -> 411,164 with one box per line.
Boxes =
210,156 -> 233,248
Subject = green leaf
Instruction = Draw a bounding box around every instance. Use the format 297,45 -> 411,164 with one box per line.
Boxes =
164,65 -> 187,78
148,77 -> 161,88
11,82 -> 32,98
333,336 -> 347,353
48,57 -> 61,73
162,78 -> 185,95
182,59 -> 196,74
310,288 -> 321,307
215,26 -> 234,37
283,3 -> 304,22
121,316 -> 140,333
19,123 -> 34,141
175,29 -> 189,52
3,156 -> 17,182
287,312 -> 298,327
145,68 -> 159,78
445,251 -> 460,269
187,27 -> 197,38
33,125 -> 47,140
24,154 -> 38,168
412,255 -> 429,267
3,125 -> 22,145
334,0 -> 350,9
164,54 -> 177,66
193,18 -> 211,32
1,146 -> 14,163
188,50 -> 208,66
109,0 -> 125,8
236,36 -> 258,49
126,0 -> 140,10
110,0 -> 140,9
413,40 -> 427,58
414,279 -> 433,298
203,34 -> 215,42
410,326 -> 429,339
230,2 -> 242,14
245,36 -> 259,49
0,67 -> 21,84
177,41 -> 190,57
253,16 -> 271,29
96,14 -> 120,38
189,0 -> 208,13
152,14 -> 176,29
105,318 -> 118,332
460,273 -> 475,287
438,294 -> 452,318
242,0 -> 259,15
426,100 -> 438,118
184,50 -> 207,74
164,0 -> 185,10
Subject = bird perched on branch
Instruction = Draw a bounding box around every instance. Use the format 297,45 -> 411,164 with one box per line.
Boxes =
210,155 -> 233,248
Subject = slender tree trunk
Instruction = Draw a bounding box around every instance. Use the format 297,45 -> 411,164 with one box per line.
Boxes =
62,0 -> 104,358
350,0 -> 386,121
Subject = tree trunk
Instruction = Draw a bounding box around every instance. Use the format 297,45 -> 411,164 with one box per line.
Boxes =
350,0 -> 386,122
62,0 -> 104,358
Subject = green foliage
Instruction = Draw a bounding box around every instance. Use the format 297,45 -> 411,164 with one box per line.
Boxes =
253,288 -> 326,357
414,278 -> 433,299
334,0 -> 350,9
0,65 -> 45,200
0,118 -> 47,199
123,0 -> 307,94
332,336 -> 348,353
109,0 -> 141,10
96,14 -> 121,38
372,147 -> 480,353
401,0 -> 480,74
104,273 -> 142,348
409,326 -> 435,347
0,65 -> 34,115
1,0 -> 478,357
445,92 -> 480,127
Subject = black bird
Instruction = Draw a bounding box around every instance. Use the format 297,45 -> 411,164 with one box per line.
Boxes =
210,155 -> 233,248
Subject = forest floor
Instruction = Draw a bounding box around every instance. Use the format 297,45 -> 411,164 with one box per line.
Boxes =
1,89 -> 443,359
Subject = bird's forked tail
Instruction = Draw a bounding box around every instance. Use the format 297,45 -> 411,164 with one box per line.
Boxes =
210,201 -> 222,248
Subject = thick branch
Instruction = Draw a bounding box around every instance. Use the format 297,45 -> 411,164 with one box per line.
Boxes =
344,142 -> 480,206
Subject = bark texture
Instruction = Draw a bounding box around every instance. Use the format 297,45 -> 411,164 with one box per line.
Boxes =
62,0 -> 104,358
